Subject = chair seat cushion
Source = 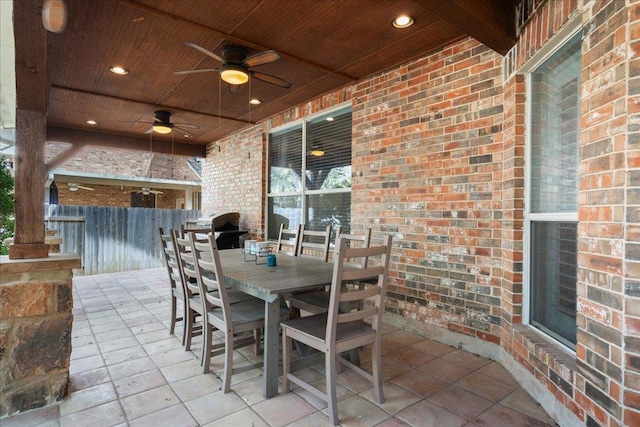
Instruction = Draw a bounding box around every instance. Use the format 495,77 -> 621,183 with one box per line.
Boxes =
281,313 -> 374,343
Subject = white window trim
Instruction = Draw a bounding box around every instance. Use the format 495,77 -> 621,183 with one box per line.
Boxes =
522,19 -> 581,353
265,102 -> 352,239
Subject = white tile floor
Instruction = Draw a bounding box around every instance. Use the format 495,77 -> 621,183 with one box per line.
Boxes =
2,268 -> 556,426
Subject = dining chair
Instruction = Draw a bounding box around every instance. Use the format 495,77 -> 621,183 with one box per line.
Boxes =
172,229 -> 205,353
174,230 -> 257,354
287,224 -> 333,319
281,234 -> 393,425
159,227 -> 186,344
190,232 -> 289,391
276,223 -> 304,256
289,228 -> 372,316
296,224 -> 332,261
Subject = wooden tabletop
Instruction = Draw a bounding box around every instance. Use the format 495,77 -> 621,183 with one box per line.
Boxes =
218,249 -> 334,297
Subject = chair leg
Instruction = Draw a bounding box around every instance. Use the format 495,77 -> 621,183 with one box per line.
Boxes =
282,332 -> 291,393
180,300 -> 188,346
202,319 -> 212,373
326,351 -> 339,425
254,328 -> 262,355
169,295 -> 177,335
372,341 -> 384,403
185,309 -> 195,351
222,329 -> 234,393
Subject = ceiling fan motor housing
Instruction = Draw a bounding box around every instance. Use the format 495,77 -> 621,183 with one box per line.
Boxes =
154,110 -> 172,124
223,45 -> 248,63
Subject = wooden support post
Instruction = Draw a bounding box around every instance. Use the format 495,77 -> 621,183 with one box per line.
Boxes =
10,110 -> 49,259
9,0 -> 50,259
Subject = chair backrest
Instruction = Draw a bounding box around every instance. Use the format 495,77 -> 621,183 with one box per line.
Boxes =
277,223 -> 303,256
172,229 -> 200,297
326,234 -> 393,344
335,228 -> 372,268
297,225 -> 332,262
189,232 -> 232,326
159,227 -> 181,292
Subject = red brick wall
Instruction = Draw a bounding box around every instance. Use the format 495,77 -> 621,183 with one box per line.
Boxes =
46,144 -> 199,208
46,144 -> 199,182
352,37 -> 505,342
57,184 -> 184,209
202,1 -> 638,424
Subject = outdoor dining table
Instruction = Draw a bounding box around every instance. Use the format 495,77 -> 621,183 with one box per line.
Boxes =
217,248 -> 334,398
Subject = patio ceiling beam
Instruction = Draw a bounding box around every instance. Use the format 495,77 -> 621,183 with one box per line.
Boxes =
416,0 -> 517,56
51,85 -> 255,126
10,0 -> 49,259
46,127 -> 207,161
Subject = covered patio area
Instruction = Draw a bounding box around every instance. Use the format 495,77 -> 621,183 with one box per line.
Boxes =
4,269 -> 553,426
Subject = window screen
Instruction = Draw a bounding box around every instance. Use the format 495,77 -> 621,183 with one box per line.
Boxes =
527,32 -> 580,349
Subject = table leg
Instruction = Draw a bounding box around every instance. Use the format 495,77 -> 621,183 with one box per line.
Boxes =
263,297 -> 281,398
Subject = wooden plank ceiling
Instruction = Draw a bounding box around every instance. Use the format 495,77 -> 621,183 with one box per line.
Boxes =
16,0 -> 517,156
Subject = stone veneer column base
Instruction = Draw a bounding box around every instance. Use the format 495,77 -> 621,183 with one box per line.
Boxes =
0,253 -> 81,417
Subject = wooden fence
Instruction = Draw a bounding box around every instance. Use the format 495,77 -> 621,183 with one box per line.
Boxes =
46,205 -> 200,275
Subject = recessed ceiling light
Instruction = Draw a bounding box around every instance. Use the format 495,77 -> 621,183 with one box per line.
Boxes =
326,117 -> 334,122
110,66 -> 128,75
392,15 -> 414,29
183,134 -> 192,138
85,120 -> 97,125
249,98 -> 262,105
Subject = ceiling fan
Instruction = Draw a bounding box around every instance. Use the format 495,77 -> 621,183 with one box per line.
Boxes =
137,187 -> 163,195
121,110 -> 199,137
175,43 -> 292,89
146,110 -> 199,137
68,183 -> 94,192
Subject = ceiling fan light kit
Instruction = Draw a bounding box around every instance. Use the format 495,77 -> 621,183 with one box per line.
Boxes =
152,124 -> 172,134
220,64 -> 249,85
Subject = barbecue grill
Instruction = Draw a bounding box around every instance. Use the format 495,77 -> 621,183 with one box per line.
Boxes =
185,212 -> 248,249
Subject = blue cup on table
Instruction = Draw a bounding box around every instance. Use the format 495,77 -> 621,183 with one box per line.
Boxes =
266,254 -> 276,267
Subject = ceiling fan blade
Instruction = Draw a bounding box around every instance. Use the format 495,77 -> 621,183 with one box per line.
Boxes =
251,71 -> 292,88
243,50 -> 281,68
173,68 -> 219,75
173,126 -> 194,138
185,43 -> 225,62
78,185 -> 95,191
150,190 -> 164,195
173,122 -> 199,129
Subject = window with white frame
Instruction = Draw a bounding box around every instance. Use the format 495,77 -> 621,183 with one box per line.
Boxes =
267,106 -> 352,240
526,32 -> 581,350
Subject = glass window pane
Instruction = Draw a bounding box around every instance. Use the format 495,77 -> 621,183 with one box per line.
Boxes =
306,108 -> 352,191
530,222 -> 577,348
267,195 -> 302,240
530,34 -> 581,213
306,193 -> 351,234
269,127 -> 302,193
